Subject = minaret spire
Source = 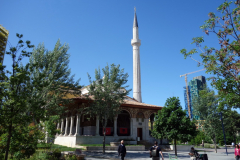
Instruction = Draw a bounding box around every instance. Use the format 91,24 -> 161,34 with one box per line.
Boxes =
131,7 -> 142,102
133,7 -> 138,27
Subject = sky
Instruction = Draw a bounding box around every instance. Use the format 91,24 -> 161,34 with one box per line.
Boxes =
1,0 -> 239,112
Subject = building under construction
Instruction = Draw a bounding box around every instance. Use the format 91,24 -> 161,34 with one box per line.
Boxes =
0,25 -> 9,64
183,76 -> 206,120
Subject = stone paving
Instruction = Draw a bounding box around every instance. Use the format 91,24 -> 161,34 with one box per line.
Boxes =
84,148 -> 235,160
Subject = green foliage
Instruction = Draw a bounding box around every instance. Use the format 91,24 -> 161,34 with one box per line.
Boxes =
192,86 -> 221,152
217,109 -> 240,145
189,130 -> 212,145
37,143 -> 80,152
180,1 -> 240,108
0,36 -> 81,159
87,63 -> 131,153
27,40 -> 81,122
43,115 -> 61,140
0,34 -> 36,160
65,155 -> 77,160
152,97 -> 197,155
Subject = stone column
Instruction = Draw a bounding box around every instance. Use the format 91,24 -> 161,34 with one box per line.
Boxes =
145,118 -> 149,139
69,116 -> 75,136
60,119 -> 64,136
132,118 -> 137,138
95,116 -> 99,136
56,122 -> 60,136
130,118 -> 133,136
114,117 -> 117,137
75,114 -> 81,136
64,117 -> 69,136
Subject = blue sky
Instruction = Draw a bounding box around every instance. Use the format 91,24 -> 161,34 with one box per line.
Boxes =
2,0 -> 239,112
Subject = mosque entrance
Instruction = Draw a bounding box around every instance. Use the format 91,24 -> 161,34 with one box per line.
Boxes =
137,128 -> 142,140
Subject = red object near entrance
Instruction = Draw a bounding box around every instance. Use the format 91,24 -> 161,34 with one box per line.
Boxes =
103,128 -> 111,135
120,128 -> 128,134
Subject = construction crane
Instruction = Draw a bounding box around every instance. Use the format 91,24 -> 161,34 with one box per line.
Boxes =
180,68 -> 206,119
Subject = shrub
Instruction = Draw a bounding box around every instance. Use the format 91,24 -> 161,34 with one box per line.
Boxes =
46,154 -> 59,160
53,148 -> 61,158
65,154 -> 77,160
204,144 -> 210,148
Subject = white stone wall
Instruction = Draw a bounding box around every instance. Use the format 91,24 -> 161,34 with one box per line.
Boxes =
54,136 -> 76,147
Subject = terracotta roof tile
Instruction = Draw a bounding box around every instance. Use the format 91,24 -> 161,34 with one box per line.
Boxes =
72,95 -> 162,109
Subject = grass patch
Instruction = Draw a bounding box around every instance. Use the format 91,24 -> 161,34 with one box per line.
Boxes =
78,144 -> 110,147
175,144 -> 193,145
77,144 -> 143,147
37,143 -> 84,151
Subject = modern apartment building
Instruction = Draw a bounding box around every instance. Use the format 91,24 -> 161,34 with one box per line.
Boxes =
183,76 -> 206,120
0,25 -> 9,64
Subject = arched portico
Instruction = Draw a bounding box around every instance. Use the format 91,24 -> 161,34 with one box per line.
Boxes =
117,110 -> 131,136
149,113 -> 155,136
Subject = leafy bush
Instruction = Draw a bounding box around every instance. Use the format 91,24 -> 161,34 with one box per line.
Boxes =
65,154 -> 77,160
46,154 -> 59,160
204,144 -> 210,148
53,148 -> 61,158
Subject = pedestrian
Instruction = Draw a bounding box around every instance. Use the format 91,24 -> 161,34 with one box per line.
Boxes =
233,142 -> 235,147
189,147 -> 199,160
235,144 -> 240,160
150,141 -> 164,160
118,140 -> 126,160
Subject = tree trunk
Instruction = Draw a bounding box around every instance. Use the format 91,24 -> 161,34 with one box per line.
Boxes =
103,126 -> 106,154
5,119 -> 13,160
214,136 -> 217,153
103,117 -> 107,154
174,139 -> 177,156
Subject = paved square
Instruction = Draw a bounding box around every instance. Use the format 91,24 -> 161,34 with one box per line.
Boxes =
84,148 -> 235,160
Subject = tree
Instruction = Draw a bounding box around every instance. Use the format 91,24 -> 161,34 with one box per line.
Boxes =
192,86 -> 221,153
152,97 -> 196,156
189,130 -> 212,145
26,40 -> 81,123
221,109 -> 240,144
0,37 -> 81,159
87,64 -> 131,154
0,34 -> 35,160
180,1 -> 240,108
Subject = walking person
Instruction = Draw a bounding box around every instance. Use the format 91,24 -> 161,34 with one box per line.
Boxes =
150,141 -> 164,160
235,144 -> 240,160
118,140 -> 126,160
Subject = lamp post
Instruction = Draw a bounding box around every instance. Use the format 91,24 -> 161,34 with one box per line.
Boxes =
219,112 -> 228,156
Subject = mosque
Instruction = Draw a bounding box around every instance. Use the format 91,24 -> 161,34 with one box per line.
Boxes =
54,9 -> 163,146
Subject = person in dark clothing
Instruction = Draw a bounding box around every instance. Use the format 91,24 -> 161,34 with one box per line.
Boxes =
189,147 -> 199,160
150,141 -> 164,160
118,140 -> 126,160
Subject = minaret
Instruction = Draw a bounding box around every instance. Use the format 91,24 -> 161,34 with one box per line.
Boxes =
131,7 -> 142,102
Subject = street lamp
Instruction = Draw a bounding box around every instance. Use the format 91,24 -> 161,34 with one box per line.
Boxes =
219,112 -> 228,156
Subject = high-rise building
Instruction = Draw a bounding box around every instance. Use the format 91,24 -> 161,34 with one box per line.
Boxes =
183,76 -> 206,120
0,25 -> 9,64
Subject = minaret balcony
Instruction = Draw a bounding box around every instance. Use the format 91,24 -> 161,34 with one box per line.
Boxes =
131,39 -> 141,46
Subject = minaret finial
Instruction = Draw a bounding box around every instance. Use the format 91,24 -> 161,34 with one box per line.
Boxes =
133,7 -> 138,28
